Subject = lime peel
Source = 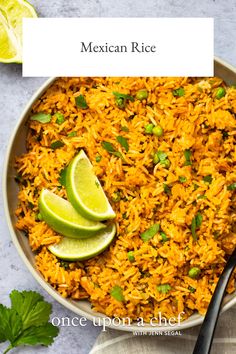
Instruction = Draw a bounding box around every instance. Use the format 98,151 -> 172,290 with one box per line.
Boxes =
66,150 -> 116,221
0,0 -> 37,63
49,223 -> 116,260
39,189 -> 106,239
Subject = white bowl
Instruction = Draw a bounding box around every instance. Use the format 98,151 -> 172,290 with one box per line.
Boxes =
3,57 -> 236,332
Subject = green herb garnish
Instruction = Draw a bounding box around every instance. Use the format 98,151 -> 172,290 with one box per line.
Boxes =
203,175 -> 213,184
30,113 -> 51,124
55,113 -> 65,125
67,131 -> 77,137
157,284 -> 171,294
227,183 -> 236,191
184,149 -> 192,166
58,167 -> 67,186
163,183 -> 172,195
110,285 -> 124,302
197,195 -> 207,200
120,126 -> 129,132
50,141 -> 65,150
179,176 -> 187,183
75,94 -> 88,109
0,290 -> 59,353
113,92 -> 134,109
191,212 -> 203,240
140,224 -> 160,242
173,88 -> 185,97
188,286 -> 196,293
116,136 -> 129,152
101,141 -> 123,159
112,191 -> 121,202
160,231 -> 168,242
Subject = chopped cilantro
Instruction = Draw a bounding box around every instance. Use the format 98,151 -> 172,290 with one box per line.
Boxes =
191,212 -> 203,240
116,136 -> 129,152
55,113 -> 65,125
203,175 -> 213,184
0,290 -> 59,353
110,285 -> 124,302
30,113 -> 51,124
75,94 -> 88,109
184,149 -> 192,166
50,141 -> 65,150
157,284 -> 171,294
173,88 -> 185,97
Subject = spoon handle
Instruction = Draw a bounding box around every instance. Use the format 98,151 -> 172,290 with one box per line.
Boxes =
193,248 -> 236,354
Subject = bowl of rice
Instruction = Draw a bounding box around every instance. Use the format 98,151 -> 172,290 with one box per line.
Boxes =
3,57 -> 236,332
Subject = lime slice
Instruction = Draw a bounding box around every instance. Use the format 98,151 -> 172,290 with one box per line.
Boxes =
66,150 -> 116,221
39,189 -> 106,239
0,0 -> 37,63
49,223 -> 116,261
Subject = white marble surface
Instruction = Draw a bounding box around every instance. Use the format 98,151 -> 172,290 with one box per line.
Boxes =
0,1 -> 235,353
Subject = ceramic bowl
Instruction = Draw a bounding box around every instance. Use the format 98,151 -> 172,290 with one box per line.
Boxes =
3,57 -> 236,332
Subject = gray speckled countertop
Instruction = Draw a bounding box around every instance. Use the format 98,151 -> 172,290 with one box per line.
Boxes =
0,1 -> 236,353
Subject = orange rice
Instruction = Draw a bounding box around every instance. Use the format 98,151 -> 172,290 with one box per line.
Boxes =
15,77 -> 236,322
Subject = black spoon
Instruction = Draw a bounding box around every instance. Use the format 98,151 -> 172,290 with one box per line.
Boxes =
193,247 -> 236,354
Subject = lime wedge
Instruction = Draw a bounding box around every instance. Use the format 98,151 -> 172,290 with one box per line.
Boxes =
49,223 -> 116,261
39,189 -> 106,239
66,150 -> 116,221
0,0 -> 37,63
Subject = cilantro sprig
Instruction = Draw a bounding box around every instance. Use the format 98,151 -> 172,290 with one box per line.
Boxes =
0,290 -> 59,353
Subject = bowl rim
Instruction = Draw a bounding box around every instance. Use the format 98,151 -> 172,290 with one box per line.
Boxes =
3,57 -> 236,332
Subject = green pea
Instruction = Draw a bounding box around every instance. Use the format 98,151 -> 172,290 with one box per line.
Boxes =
127,251 -> 135,262
152,126 -> 163,137
136,89 -> 148,100
216,87 -> 226,99
95,155 -> 102,163
188,267 -> 201,279
145,123 -> 154,134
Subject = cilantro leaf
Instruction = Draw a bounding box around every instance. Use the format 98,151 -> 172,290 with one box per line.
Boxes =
191,212 -> 203,240
173,88 -> 185,97
113,92 -> 134,109
0,290 -> 59,353
59,167 -> 67,186
101,141 -> 124,160
163,183 -> 172,195
75,95 -> 88,109
157,284 -> 171,294
116,136 -> 129,152
179,176 -> 187,183
110,285 -> 125,302
30,113 -> 51,124
50,140 -> 65,150
227,183 -> 236,191
10,290 -> 51,330
184,149 -> 192,166
203,175 -> 213,184
55,112 -> 65,125
14,323 -> 59,347
0,304 -> 22,344
67,131 -> 77,137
